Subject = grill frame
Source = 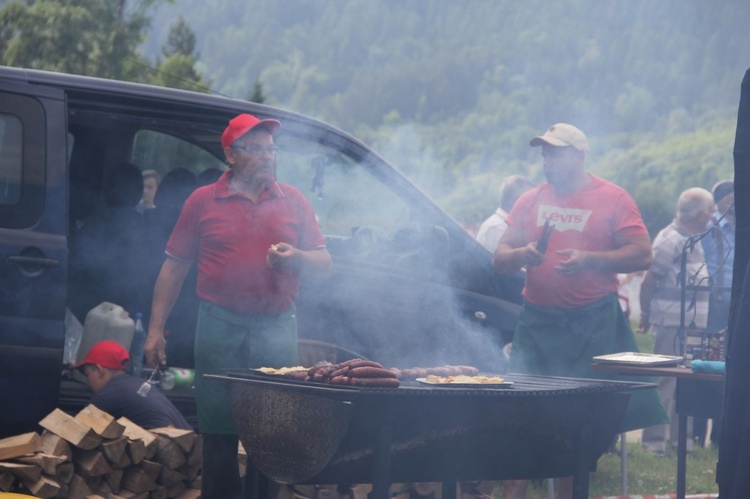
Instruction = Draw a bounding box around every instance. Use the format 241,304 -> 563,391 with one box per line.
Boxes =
209,371 -> 654,499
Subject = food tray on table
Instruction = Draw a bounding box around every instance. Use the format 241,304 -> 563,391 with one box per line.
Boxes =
592,352 -> 682,366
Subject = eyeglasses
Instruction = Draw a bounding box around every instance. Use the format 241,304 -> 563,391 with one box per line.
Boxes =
232,144 -> 279,156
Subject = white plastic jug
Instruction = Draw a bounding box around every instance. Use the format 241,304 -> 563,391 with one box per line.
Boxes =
76,302 -> 135,364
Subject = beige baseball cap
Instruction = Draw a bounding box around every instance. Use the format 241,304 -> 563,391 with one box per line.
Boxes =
530,123 -> 590,153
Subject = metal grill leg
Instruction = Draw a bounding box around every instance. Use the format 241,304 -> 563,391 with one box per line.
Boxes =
442,481 -> 457,499
572,425 -> 593,499
370,423 -> 393,499
620,432 -> 628,495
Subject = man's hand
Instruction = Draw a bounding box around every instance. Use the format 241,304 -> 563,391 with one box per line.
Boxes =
144,328 -> 167,369
636,311 -> 651,334
554,248 -> 589,276
267,242 -> 332,276
493,226 -> 546,274
267,242 -> 295,269
525,242 -> 546,267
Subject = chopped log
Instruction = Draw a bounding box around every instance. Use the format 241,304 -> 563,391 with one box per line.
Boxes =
57,482 -> 70,497
157,466 -> 185,487
0,431 -> 43,460
178,462 -> 201,482
0,471 -> 16,492
188,476 -> 200,490
73,448 -> 112,477
23,474 -> 61,498
106,467 -> 124,494
149,485 -> 168,499
39,408 -> 103,450
0,461 -> 41,482
165,480 -> 186,499
138,459 -> 163,482
119,490 -> 150,499
101,436 -> 129,464
16,451 -> 67,474
126,438 -> 147,466
186,434 -> 202,466
57,461 -> 75,484
121,467 -> 158,493
79,471 -> 103,493
67,473 -> 93,499
150,428 -> 195,453
95,478 -> 112,496
76,404 -> 125,439
155,438 -> 185,470
118,417 -> 158,450
174,489 -> 201,499
40,429 -> 72,460
112,448 -> 133,469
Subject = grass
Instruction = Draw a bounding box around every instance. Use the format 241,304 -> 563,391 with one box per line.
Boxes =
497,442 -> 719,498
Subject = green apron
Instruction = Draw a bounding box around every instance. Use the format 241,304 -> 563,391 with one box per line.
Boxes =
193,300 -> 298,434
510,294 -> 668,432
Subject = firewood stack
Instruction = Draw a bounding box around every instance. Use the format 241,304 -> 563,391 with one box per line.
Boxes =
0,405 -> 202,498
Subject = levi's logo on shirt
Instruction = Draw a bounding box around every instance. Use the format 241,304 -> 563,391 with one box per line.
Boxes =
538,204 -> 592,232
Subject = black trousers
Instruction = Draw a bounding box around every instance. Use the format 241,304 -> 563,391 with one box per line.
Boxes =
201,433 -> 271,499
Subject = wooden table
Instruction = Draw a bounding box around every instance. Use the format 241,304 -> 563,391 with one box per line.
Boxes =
592,363 -> 723,499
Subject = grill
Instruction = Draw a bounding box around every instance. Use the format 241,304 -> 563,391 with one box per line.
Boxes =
208,371 -> 653,499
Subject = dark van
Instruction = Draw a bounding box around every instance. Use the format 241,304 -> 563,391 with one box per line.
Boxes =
0,65 -> 522,437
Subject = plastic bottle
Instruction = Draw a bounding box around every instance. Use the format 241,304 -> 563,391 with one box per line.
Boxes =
130,312 -> 146,377
159,367 -> 175,390
158,367 -> 194,391
77,302 -> 134,365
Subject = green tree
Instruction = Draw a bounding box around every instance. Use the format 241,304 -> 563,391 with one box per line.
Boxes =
248,80 -> 266,104
150,16 -> 209,92
0,0 -> 165,81
162,15 -> 196,58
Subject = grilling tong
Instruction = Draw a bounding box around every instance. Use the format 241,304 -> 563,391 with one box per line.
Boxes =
536,219 -> 555,254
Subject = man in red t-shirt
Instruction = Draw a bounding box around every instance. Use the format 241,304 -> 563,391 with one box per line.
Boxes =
492,123 -> 665,499
144,114 -> 332,499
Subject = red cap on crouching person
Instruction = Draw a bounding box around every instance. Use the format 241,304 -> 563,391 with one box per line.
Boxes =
221,113 -> 282,149
73,340 -> 130,370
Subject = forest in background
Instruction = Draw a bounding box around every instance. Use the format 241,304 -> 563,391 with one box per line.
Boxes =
3,0 -> 749,234
140,0 -> 750,234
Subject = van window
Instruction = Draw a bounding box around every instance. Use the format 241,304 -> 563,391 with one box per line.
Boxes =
0,114 -> 23,206
276,135 -> 418,267
131,129 -> 226,178
0,93 -> 46,229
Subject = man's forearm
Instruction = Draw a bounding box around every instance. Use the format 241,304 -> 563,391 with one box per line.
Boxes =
149,258 -> 190,333
586,243 -> 653,274
639,271 -> 658,324
298,248 -> 332,277
492,245 -> 528,274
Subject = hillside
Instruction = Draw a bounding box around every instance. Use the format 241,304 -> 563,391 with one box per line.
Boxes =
140,0 -> 749,229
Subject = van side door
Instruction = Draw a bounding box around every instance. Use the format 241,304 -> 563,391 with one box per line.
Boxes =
0,81 -> 68,437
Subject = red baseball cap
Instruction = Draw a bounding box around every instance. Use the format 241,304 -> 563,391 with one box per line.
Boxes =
73,340 -> 130,370
221,113 -> 282,149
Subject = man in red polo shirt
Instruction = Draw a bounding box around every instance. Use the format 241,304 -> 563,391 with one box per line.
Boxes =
144,113 -> 332,499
